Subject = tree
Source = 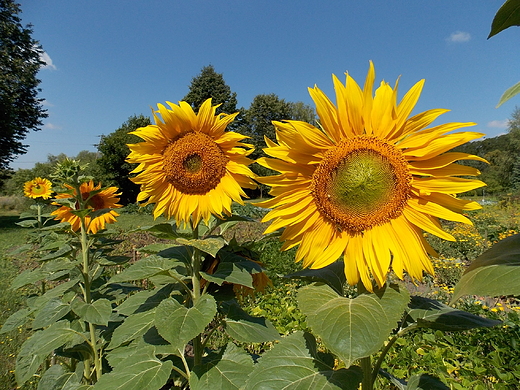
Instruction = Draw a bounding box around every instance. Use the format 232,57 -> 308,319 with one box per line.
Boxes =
0,0 -> 47,171
239,94 -> 315,197
183,65 -> 238,115
96,115 -> 151,205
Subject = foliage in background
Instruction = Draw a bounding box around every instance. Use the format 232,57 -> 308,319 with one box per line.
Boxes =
96,115 -> 151,205
0,0 -> 48,173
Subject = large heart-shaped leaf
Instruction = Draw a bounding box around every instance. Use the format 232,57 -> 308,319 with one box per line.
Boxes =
245,332 -> 363,390
93,346 -> 172,390
451,233 -> 520,302
406,296 -> 501,331
200,262 -> 253,288
154,295 -> 217,352
190,343 -> 254,390
117,284 -> 176,316
298,283 -> 409,367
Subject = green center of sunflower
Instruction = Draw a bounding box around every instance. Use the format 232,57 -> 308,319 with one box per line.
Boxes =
163,131 -> 228,195
32,184 -> 45,195
312,136 -> 411,233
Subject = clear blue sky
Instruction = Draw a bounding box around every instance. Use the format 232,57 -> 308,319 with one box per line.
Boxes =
12,0 -> 520,169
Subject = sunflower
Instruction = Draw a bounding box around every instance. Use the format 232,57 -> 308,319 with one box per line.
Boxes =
256,62 -> 486,290
127,98 -> 256,227
24,177 -> 53,200
51,180 -> 122,234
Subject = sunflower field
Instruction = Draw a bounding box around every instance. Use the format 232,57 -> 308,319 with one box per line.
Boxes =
1,61 -> 520,390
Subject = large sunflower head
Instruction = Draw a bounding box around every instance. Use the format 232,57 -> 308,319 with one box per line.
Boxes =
24,177 -> 53,200
127,98 -> 256,227
256,62 -> 486,290
51,180 -> 122,234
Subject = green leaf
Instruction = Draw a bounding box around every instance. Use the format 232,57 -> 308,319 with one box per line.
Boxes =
11,268 -> 45,290
93,346 -> 172,390
16,321 -> 76,385
245,332 -> 363,390
37,363 -> 83,390
138,222 -> 192,239
108,256 -> 184,283
116,284 -> 176,316
406,373 -> 450,390
285,261 -> 346,295
221,301 -> 279,343
190,343 -> 255,390
200,262 -> 254,288
177,236 -> 226,257
488,0 -> 520,38
497,81 -> 520,107
16,219 -> 38,228
138,243 -> 179,254
0,307 -> 32,334
451,233 -> 520,302
40,244 -> 73,261
297,283 -> 409,367
33,298 -> 71,329
71,298 -> 112,326
154,295 -> 217,352
108,309 -> 156,350
406,296 -> 501,331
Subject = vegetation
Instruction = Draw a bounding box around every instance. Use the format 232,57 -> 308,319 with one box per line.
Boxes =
0,0 -> 48,173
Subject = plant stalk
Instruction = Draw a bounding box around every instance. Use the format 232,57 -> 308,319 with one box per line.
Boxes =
361,356 -> 374,390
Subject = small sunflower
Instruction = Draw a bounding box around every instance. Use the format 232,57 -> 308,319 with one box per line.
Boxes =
51,180 -> 122,234
127,98 -> 256,227
256,62 -> 486,290
24,177 -> 53,200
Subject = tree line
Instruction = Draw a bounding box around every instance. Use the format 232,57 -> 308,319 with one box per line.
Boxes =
1,65 -> 316,202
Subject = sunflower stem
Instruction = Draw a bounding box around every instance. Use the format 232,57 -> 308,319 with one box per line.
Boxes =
191,221 -> 204,367
361,356 -> 374,390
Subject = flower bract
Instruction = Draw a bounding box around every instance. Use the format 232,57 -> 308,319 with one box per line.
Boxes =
51,180 -> 122,234
256,62 -> 487,290
127,98 -> 256,227
24,177 -> 53,200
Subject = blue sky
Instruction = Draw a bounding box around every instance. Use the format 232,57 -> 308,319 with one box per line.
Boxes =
12,0 -> 520,169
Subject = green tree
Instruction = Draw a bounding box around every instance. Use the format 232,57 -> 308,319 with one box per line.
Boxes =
183,65 -> 238,115
96,114 -> 151,205
0,0 -> 47,171
240,94 -> 315,198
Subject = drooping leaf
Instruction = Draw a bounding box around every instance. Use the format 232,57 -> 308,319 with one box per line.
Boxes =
11,268 -> 45,290
488,0 -> 520,38
71,298 -> 112,326
0,307 -> 32,333
154,295 -> 217,352
108,256 -> 183,283
93,346 -> 172,390
138,222 -> 192,240
190,343 -> 255,390
33,298 -> 71,329
221,301 -> 279,343
16,321 -> 76,385
245,332 -> 363,390
37,363 -> 83,390
297,283 -> 409,367
16,219 -> 37,227
177,236 -> 226,257
451,233 -> 520,302
285,261 -> 346,294
200,262 -> 254,288
406,373 -> 450,390
108,309 -> 156,350
406,296 -> 501,330
40,244 -> 73,261
116,284 -> 176,316
497,81 -> 520,107
138,243 -> 179,254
